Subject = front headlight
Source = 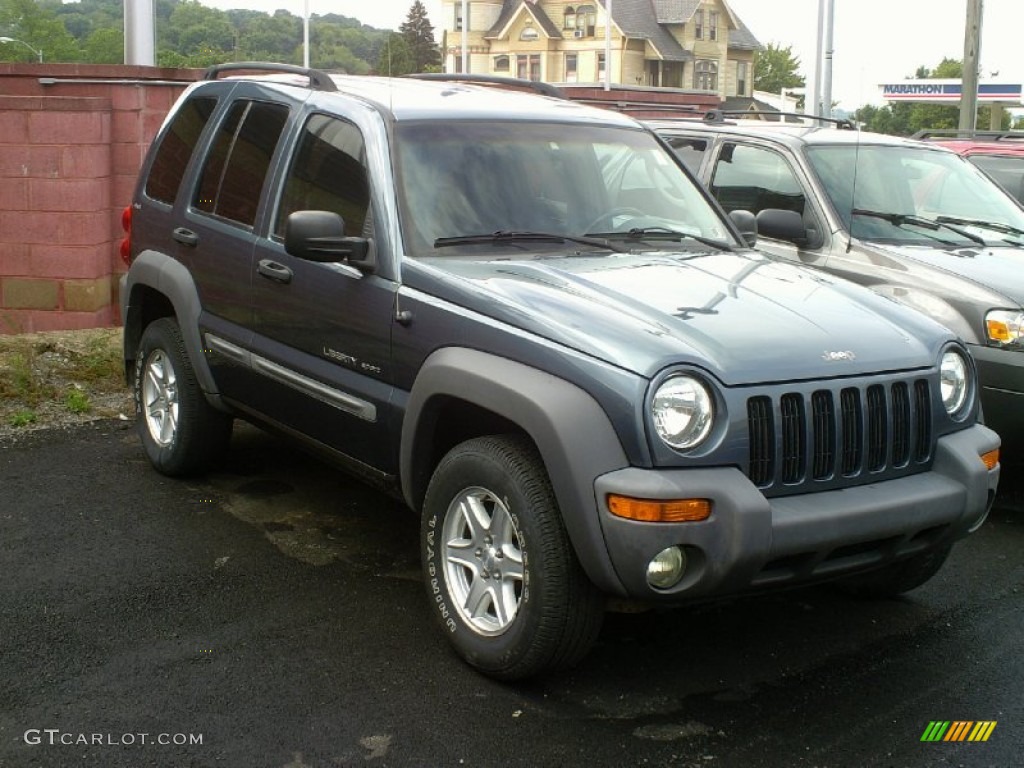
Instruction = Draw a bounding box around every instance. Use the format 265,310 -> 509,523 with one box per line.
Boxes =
651,375 -> 714,450
939,351 -> 969,416
986,310 -> 1024,347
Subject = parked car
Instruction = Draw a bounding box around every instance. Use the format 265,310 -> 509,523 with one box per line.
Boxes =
120,67 -> 999,679
651,113 -> 1024,463
912,129 -> 1024,204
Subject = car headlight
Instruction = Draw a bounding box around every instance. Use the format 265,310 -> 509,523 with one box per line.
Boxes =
939,350 -> 969,416
986,309 -> 1024,347
651,375 -> 714,450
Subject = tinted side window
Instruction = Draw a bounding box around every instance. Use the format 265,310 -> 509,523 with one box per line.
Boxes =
710,143 -> 806,216
665,136 -> 708,173
195,100 -> 289,227
275,114 -> 371,238
144,96 -> 217,204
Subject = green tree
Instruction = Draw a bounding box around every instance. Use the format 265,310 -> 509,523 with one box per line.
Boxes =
375,32 -> 414,76
0,0 -> 80,61
753,42 -> 805,95
399,0 -> 439,73
82,26 -> 122,63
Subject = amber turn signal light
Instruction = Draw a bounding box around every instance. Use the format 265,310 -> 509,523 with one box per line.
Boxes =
980,448 -> 1000,470
607,495 -> 711,522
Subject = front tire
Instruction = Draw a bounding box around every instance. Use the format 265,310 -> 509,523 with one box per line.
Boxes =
133,318 -> 232,476
422,435 -> 604,680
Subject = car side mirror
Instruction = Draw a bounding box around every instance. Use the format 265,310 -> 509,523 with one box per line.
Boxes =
756,208 -> 808,247
728,210 -> 758,247
284,210 -> 375,272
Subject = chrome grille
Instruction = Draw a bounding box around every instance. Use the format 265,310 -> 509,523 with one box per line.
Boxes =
747,377 -> 933,494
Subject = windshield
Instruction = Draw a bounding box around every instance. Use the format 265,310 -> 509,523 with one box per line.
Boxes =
805,144 -> 1024,245
393,120 -> 736,257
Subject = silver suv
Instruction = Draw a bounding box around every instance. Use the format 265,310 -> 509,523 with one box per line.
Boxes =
652,113 -> 1024,463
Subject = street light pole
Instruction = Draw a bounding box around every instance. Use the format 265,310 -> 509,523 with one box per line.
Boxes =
0,36 -> 43,63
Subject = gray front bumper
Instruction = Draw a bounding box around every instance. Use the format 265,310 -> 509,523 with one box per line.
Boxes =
594,424 -> 1000,599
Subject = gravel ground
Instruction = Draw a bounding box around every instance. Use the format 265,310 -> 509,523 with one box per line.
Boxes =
0,327 -> 133,440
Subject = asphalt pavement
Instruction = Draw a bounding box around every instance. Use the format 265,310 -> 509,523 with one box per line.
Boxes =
1,420 -> 1021,768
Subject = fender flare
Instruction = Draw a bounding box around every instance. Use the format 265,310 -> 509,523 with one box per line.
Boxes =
401,347 -> 631,594
121,250 -> 223,407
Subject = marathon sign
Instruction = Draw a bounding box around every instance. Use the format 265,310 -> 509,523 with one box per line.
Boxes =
880,80 -> 1023,104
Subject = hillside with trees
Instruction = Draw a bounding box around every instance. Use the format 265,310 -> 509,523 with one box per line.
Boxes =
0,0 -> 439,74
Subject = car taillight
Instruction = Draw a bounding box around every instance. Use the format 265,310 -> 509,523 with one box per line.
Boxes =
120,205 -> 132,266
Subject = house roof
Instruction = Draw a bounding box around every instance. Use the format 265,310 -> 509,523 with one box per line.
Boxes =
488,1 -> 564,40
485,1 -> 760,59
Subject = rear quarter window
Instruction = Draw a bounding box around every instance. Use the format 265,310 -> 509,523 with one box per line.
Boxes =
144,96 -> 218,205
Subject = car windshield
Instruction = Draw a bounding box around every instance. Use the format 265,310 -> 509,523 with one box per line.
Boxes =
805,144 -> 1024,245
393,120 -> 736,258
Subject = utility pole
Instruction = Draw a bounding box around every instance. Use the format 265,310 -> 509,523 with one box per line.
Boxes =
821,0 -> 834,118
959,0 -> 983,133
461,0 -> 469,73
123,0 -> 155,66
604,0 -> 612,90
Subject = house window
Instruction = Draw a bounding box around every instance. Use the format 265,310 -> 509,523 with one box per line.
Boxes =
694,59 -> 717,91
737,61 -> 748,96
565,53 -> 578,83
454,4 -> 468,31
709,11 -> 718,41
564,7 -> 576,30
494,55 -> 510,72
597,52 -> 606,81
517,54 -> 541,81
520,26 -> 539,42
694,9 -> 703,40
576,5 -> 596,36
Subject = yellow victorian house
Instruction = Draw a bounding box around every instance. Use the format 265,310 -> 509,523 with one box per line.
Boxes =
440,0 -> 762,102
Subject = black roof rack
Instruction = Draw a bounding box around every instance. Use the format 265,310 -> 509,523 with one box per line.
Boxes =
702,109 -> 857,130
203,62 -> 337,92
911,128 -> 1024,142
404,73 -> 565,99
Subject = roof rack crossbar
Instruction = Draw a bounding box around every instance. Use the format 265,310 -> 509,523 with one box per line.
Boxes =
911,128 -> 1024,142
703,109 -> 857,129
203,62 -> 337,92
404,73 -> 565,99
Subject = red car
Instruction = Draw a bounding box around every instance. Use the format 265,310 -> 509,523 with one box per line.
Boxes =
913,130 -> 1024,204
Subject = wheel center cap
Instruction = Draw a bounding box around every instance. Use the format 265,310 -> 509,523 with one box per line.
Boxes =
481,546 -> 499,573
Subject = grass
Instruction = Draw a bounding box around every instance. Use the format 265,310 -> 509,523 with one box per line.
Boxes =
0,328 -> 130,433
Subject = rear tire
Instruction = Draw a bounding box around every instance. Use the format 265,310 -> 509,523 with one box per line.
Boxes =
837,545 -> 952,598
422,434 -> 604,680
133,318 -> 232,476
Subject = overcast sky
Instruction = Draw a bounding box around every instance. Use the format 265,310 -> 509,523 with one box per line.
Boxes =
200,0 -> 1021,111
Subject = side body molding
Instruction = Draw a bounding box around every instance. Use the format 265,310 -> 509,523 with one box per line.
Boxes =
120,249 -> 225,409
401,347 -> 631,594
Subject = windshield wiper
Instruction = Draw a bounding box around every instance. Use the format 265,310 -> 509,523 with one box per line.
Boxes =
434,230 -> 627,253
587,226 -> 733,252
934,215 -> 1024,242
851,209 -> 986,245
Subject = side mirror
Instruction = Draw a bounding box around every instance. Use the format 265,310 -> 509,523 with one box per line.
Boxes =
284,210 -> 375,272
756,208 -> 808,247
728,210 -> 758,247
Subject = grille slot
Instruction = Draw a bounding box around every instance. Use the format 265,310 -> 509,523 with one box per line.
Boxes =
780,393 -> 805,484
746,377 -> 933,493
811,390 -> 835,480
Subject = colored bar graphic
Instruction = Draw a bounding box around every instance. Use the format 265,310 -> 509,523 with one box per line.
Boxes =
921,721 -> 950,741
921,721 -> 996,742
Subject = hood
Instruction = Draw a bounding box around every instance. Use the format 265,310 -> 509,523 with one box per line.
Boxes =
867,241 -> 1024,307
408,250 -> 950,385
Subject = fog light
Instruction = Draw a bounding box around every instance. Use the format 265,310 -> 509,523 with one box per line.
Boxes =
646,546 -> 686,589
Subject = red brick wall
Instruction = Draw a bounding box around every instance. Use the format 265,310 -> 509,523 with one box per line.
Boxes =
0,63 -> 199,334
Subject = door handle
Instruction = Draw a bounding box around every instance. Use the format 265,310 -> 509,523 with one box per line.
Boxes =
172,227 -> 198,247
257,259 -> 293,284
